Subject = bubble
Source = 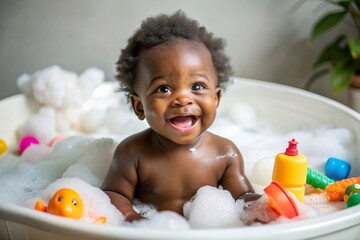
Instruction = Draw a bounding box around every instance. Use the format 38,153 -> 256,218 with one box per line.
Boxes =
183,186 -> 243,228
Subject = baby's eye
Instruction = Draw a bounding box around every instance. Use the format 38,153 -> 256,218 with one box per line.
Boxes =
156,85 -> 171,93
191,83 -> 205,91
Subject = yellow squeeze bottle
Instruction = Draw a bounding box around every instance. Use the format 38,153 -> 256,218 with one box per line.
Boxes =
272,139 -> 308,202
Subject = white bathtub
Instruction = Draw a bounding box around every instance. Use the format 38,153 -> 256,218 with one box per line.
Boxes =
1,78 -> 360,240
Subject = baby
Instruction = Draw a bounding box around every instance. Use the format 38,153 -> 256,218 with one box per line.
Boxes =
102,11 -> 263,222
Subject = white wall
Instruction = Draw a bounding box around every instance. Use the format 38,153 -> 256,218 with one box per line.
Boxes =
0,0 -> 350,104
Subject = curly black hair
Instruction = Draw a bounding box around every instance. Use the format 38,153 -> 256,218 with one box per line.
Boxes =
116,10 -> 233,102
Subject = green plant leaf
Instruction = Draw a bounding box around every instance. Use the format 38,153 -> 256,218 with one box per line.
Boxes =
314,35 -> 346,67
354,0 -> 360,10
337,0 -> 351,8
310,11 -> 347,42
348,36 -> 360,59
305,68 -> 330,90
329,59 -> 357,92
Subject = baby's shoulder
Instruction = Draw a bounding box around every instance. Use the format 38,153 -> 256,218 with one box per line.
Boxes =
207,131 -> 237,150
206,132 -> 242,164
115,128 -> 153,154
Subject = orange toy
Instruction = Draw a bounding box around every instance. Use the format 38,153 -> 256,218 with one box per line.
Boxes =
325,177 -> 360,201
35,188 -> 106,224
264,181 -> 299,219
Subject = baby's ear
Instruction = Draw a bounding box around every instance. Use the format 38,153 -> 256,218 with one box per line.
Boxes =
215,87 -> 222,107
130,94 -> 145,120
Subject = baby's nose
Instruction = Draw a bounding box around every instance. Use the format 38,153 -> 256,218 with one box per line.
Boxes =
173,93 -> 193,106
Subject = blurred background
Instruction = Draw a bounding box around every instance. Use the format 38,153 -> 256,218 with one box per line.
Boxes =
0,0 -> 352,105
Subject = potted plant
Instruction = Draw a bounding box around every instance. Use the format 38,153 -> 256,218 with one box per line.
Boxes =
305,0 -> 360,110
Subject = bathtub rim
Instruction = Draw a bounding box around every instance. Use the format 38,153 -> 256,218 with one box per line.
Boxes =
1,202 -> 360,240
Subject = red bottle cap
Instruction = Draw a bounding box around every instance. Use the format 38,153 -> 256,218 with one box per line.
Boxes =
285,139 -> 298,156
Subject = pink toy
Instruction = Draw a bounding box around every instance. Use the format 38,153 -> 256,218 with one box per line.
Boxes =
18,135 -> 40,154
48,135 -> 64,147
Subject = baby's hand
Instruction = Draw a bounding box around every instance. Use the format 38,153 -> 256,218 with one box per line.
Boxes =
125,212 -> 146,222
238,194 -> 278,225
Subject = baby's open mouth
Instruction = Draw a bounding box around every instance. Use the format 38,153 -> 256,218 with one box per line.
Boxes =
169,115 -> 198,133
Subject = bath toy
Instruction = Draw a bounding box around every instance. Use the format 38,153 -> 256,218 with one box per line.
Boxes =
18,135 -> 40,155
264,181 -> 299,219
35,188 -> 106,224
272,139 -> 308,201
35,188 -> 84,219
48,135 -> 64,147
325,177 -> 360,201
344,183 -> 360,202
325,157 -> 351,181
306,167 -> 334,189
0,138 -> 8,155
347,193 -> 360,208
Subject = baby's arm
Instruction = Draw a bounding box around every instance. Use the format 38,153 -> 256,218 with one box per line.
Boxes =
102,142 -> 143,221
219,141 -> 260,202
220,141 -> 280,224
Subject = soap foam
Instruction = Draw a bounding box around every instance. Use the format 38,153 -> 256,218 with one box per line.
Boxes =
183,186 -> 243,228
0,136 -> 116,205
127,211 -> 190,230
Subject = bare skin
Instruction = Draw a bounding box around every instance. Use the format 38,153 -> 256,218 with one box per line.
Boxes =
102,39 -> 259,222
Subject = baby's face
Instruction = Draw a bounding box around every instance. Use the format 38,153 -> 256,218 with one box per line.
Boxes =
132,39 -> 221,145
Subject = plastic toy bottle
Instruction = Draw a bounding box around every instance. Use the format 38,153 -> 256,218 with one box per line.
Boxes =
272,139 -> 308,202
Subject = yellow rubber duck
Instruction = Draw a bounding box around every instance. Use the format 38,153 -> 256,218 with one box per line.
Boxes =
35,188 -> 106,224
0,138 -> 8,155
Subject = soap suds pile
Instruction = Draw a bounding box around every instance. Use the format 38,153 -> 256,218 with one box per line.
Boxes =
0,136 -> 117,205
0,66 -> 356,229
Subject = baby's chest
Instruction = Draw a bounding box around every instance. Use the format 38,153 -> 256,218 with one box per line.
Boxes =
139,157 -> 226,195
